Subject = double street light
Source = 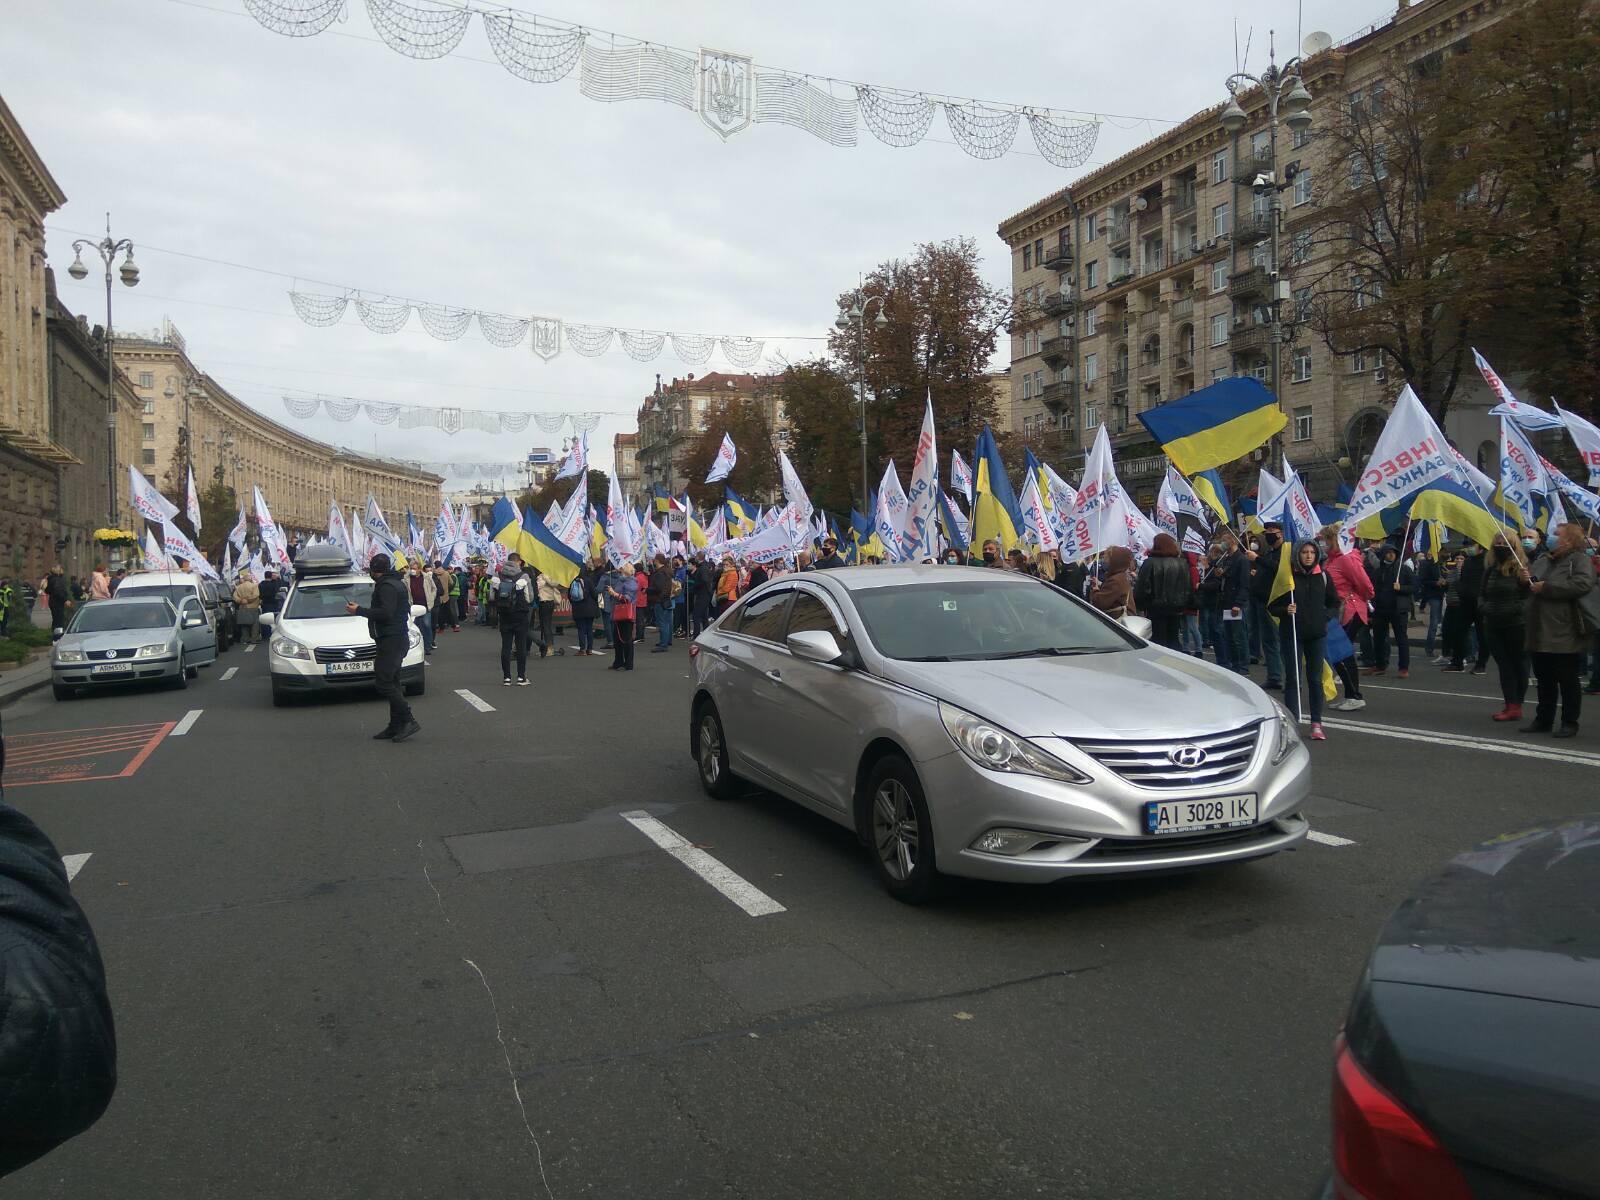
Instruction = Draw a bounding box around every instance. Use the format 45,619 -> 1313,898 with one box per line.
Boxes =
834,294 -> 889,511
68,215 -> 140,526
165,370 -> 206,484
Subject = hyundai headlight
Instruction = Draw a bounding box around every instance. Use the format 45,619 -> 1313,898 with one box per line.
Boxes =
939,701 -> 1090,785
134,643 -> 170,659
55,648 -> 86,663
408,625 -> 421,650
1268,700 -> 1301,763
272,636 -> 312,661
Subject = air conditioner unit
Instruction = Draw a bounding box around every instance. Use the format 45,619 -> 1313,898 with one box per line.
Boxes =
1374,366 -> 1388,382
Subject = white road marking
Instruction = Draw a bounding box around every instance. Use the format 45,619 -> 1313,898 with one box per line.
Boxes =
1307,831 -> 1356,847
455,688 -> 497,713
620,811 -> 786,917
243,643 -> 256,653
62,852 -> 92,881
221,667 -> 238,681
1363,683 -> 1495,700
1323,717 -> 1600,767
171,708 -> 203,736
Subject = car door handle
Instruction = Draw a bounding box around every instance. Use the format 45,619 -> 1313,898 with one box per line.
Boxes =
766,669 -> 781,681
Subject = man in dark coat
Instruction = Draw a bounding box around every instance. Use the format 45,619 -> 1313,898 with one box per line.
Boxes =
1366,544 -> 1415,676
346,553 -> 419,741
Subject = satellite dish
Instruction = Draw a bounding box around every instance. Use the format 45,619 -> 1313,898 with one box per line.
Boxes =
1133,195 -> 1149,211
1302,30 -> 1333,57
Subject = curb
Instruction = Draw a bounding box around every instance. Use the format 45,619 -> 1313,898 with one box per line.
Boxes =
0,658 -> 52,709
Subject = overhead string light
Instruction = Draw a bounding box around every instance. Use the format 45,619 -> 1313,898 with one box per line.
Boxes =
241,0 -> 1106,168
287,287 -> 779,368
279,393 -> 612,437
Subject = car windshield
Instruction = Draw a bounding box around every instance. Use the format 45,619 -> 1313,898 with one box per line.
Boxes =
851,579 -> 1130,661
69,602 -> 174,633
116,583 -> 196,607
285,582 -> 372,619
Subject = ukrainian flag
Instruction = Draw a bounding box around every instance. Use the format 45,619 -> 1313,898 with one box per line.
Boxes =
1023,448 -> 1052,510
724,487 -> 756,535
970,425 -> 1023,553
1191,468 -> 1233,527
1137,378 -> 1287,476
938,491 -> 970,553
651,484 -> 674,514
1408,478 -> 1506,548
487,496 -> 583,586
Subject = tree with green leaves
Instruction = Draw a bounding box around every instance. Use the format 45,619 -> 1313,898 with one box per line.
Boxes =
519,468 -> 608,520
680,393 -> 782,512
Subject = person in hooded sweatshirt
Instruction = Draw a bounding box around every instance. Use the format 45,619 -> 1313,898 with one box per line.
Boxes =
1268,539 -> 1342,741
494,555 -> 535,685
1133,532 -> 1192,650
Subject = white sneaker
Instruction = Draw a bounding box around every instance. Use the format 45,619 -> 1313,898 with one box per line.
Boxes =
1333,697 -> 1367,712
517,678 -> 529,686
502,677 -> 512,686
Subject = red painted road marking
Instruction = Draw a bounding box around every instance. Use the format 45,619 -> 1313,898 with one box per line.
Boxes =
5,721 -> 176,788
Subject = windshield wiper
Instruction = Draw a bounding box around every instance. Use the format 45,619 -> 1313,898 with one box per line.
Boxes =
987,645 -> 1120,659
901,654 -> 954,662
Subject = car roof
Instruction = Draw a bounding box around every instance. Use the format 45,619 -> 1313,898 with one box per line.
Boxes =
810,564 -> 1028,592
92,594 -> 177,608
120,571 -> 202,584
292,574 -> 369,587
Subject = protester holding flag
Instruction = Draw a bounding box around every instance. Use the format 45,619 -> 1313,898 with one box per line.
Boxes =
406,562 -> 438,653
1480,532 -> 1532,723
534,569 -> 564,659
1320,526 -> 1373,711
494,555 -> 535,685
605,564 -> 639,672
1366,545 -> 1415,678
1521,523 -> 1596,737
1245,522 -> 1286,689
1090,547 -> 1137,620
1269,540 -> 1341,741
570,561 -> 602,656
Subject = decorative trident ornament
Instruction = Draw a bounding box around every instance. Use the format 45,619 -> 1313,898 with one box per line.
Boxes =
698,48 -> 753,140
530,317 -> 562,362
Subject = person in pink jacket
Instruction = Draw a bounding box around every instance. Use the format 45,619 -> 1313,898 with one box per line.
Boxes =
1321,526 -> 1374,711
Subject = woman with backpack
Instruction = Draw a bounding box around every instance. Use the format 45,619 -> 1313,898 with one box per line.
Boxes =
535,570 -> 565,658
494,556 -> 535,685
569,562 -> 601,656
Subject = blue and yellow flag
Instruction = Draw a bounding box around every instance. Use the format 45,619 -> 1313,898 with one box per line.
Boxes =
938,491 -> 971,553
487,496 -> 583,586
1022,448 -> 1052,510
1407,478 -> 1505,549
724,486 -> 756,536
970,424 -> 1023,553
1191,468 -> 1233,527
1137,378 -> 1287,476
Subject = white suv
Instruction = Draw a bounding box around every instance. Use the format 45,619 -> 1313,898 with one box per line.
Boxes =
261,558 -> 425,707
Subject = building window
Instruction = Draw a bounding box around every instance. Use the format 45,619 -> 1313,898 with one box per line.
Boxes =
1352,273 -> 1368,309
1290,229 -> 1313,266
1082,306 -> 1098,337
1211,149 -> 1228,185
1033,369 -> 1046,394
141,399 -> 155,415
1211,313 -> 1229,346
1034,237 -> 1044,262
1212,201 -> 1231,238
1085,212 -> 1098,241
1348,88 -> 1364,117
1292,406 -> 1313,441
1290,126 -> 1311,149
1250,240 -> 1271,269
1373,142 -> 1388,181
1056,366 -> 1071,384
1252,189 -> 1271,219
1293,286 -> 1313,322
1085,404 -> 1100,429
1209,259 -> 1227,293
1293,345 -> 1313,382
1021,374 -> 1034,400
142,422 -> 155,440
1058,317 -> 1071,337
138,371 -> 153,388
1084,352 -> 1098,384
1293,168 -> 1313,206
1212,366 -> 1230,384
1022,245 -> 1033,270
141,448 -> 156,466
1085,260 -> 1099,289
1350,350 -> 1367,373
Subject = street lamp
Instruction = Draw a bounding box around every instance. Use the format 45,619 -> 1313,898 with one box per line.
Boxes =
68,214 -> 140,526
1221,42 -> 1313,422
165,371 -> 205,482
835,293 -> 889,510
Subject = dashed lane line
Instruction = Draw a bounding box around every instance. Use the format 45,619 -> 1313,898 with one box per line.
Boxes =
620,811 -> 787,917
62,853 -> 92,882
221,667 -> 238,681
455,688 -> 497,713
1323,717 -> 1600,767
243,643 -> 256,653
1306,831 -> 1356,847
170,709 -> 204,736
1362,683 -> 1497,701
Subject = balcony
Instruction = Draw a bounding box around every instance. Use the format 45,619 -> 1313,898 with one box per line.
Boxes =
1138,352 -> 1162,379
1040,334 -> 1074,367
1107,217 -> 1131,245
1229,323 -> 1271,355
1234,211 -> 1274,243
1171,191 -> 1197,217
1228,266 -> 1271,300
1042,242 -> 1074,271
1040,379 -> 1075,411
1173,241 -> 1202,265
1137,308 -> 1163,332
1040,290 -> 1072,316
1110,365 -> 1131,390
1170,295 -> 1195,321
1105,268 -> 1138,291
1140,249 -> 1166,274
1172,350 -> 1195,374
1235,147 -> 1275,181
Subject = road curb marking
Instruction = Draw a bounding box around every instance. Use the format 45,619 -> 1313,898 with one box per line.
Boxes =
1323,717 -> 1600,766
1306,831 -> 1355,847
455,688 -> 496,713
621,811 -> 786,917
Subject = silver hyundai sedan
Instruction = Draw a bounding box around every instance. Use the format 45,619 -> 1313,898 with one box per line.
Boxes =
689,564 -> 1311,902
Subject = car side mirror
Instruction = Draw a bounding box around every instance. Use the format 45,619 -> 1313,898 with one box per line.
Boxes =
1120,614 -> 1154,641
259,612 -> 276,628
787,629 -> 843,664
410,604 -> 426,619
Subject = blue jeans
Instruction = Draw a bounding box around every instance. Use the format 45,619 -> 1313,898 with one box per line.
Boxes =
1180,613 -> 1202,656
656,602 -> 672,648
416,610 -> 435,652
1250,596 -> 1282,683
1423,596 -> 1443,656
575,616 -> 594,653
601,610 -> 614,647
1224,616 -> 1249,674
1201,608 -> 1228,669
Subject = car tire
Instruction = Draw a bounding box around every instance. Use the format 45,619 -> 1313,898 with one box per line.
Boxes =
404,678 -> 425,697
185,663 -> 199,680
693,700 -> 738,800
172,654 -> 189,689
865,754 -> 942,904
52,683 -> 75,701
271,683 -> 292,708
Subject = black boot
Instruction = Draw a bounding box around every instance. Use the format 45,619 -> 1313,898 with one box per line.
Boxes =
1519,721 -> 1553,734
392,718 -> 421,743
1553,724 -> 1579,739
373,727 -> 398,740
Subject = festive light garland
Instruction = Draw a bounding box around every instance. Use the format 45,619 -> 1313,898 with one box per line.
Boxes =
280,392 -> 607,437
242,0 -> 1103,167
288,288 -> 775,367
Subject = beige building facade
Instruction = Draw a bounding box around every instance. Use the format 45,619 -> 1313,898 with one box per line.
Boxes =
633,372 -> 785,497
612,432 -> 639,499
114,328 -> 442,537
999,0 -> 1510,504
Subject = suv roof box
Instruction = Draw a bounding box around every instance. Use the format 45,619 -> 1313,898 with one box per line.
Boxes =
294,544 -> 356,579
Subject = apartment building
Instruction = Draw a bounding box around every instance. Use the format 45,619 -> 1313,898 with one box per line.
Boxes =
633,371 -> 784,497
612,432 -> 640,499
998,0 -> 1510,504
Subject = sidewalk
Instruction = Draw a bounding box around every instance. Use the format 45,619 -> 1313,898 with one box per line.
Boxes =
0,654 -> 50,708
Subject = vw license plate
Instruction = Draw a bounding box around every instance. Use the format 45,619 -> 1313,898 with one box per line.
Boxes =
91,662 -> 134,675
325,660 -> 373,676
1144,794 -> 1257,835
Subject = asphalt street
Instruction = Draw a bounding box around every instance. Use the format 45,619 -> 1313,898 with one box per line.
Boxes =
5,623 -> 1597,1199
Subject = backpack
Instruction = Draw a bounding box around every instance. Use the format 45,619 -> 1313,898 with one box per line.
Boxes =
569,575 -> 586,603
496,575 -> 528,615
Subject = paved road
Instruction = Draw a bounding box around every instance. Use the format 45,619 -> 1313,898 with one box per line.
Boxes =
5,625 -> 1595,1198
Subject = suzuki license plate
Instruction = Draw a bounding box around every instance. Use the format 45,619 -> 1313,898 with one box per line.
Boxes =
325,660 -> 373,676
1144,794 -> 1257,835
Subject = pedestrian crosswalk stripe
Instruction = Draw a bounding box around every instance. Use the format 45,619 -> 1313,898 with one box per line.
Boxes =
455,688 -> 496,713
221,667 -> 238,681
621,811 -> 786,917
1323,717 -> 1600,767
1306,830 -> 1355,847
171,709 -> 203,736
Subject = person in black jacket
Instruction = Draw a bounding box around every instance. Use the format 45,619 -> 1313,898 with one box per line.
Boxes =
1414,551 -> 1444,657
346,553 -> 419,742
1445,544 -> 1490,673
690,555 -> 717,636
1246,522 -> 1286,689
1366,543 -> 1415,676
1267,539 -> 1342,739
1134,533 -> 1193,649
812,538 -> 845,570
0,716 -> 117,1176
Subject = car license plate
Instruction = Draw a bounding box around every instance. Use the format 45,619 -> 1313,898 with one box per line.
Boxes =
91,662 -> 134,675
1144,794 -> 1257,835
325,660 -> 372,676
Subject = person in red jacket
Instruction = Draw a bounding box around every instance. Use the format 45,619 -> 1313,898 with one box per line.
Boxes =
1321,526 -> 1374,711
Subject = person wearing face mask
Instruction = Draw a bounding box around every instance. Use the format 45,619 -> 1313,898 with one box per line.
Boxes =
1520,522 -> 1597,737
1480,532 -> 1533,722
1245,522 -> 1286,690
1443,543 -> 1490,673
1267,540 -> 1342,741
344,553 -> 421,742
1366,543 -> 1415,677
980,539 -> 1003,568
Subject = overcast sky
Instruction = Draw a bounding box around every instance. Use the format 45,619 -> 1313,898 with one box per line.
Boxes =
9,0 -> 1396,493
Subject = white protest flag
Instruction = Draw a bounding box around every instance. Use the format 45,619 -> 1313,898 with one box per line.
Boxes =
1498,416 -> 1547,530
705,506 -> 727,546
227,507 -> 248,551
1447,445 -> 1496,502
1042,465 -> 1078,542
1060,425 -> 1116,562
901,396 -> 940,562
142,528 -> 168,570
555,491 -> 591,556
554,431 -> 589,481
327,503 -> 355,566
253,485 -> 293,575
1539,456 -> 1600,522
1473,348 -> 1565,432
1268,464 -> 1321,544
363,495 -> 402,554
874,460 -> 908,562
949,449 -> 974,505
348,511 -> 369,566
129,465 -> 180,524
1153,477 -> 1178,537
1555,401 -> 1600,488
545,498 -> 564,532
605,473 -> 635,565
1181,527 -> 1208,556
705,433 -> 738,484
942,491 -> 972,548
732,520 -> 798,566
1018,471 -> 1058,552
1341,385 -> 1457,529
1256,466 -> 1286,519
162,519 -> 218,579
1163,465 -> 1207,525
185,465 -> 203,533
778,450 -> 814,527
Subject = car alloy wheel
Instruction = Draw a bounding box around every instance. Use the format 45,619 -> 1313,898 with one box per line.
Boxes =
694,703 -> 737,800
865,756 -> 940,903
873,780 -> 920,882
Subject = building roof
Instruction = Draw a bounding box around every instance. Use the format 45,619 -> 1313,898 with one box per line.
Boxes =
614,432 -> 638,446
0,93 -> 67,216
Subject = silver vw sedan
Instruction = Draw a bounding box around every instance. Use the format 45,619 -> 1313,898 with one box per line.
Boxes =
689,565 -> 1310,902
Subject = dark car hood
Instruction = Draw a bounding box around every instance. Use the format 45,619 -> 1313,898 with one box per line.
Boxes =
1370,817 -> 1600,1009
